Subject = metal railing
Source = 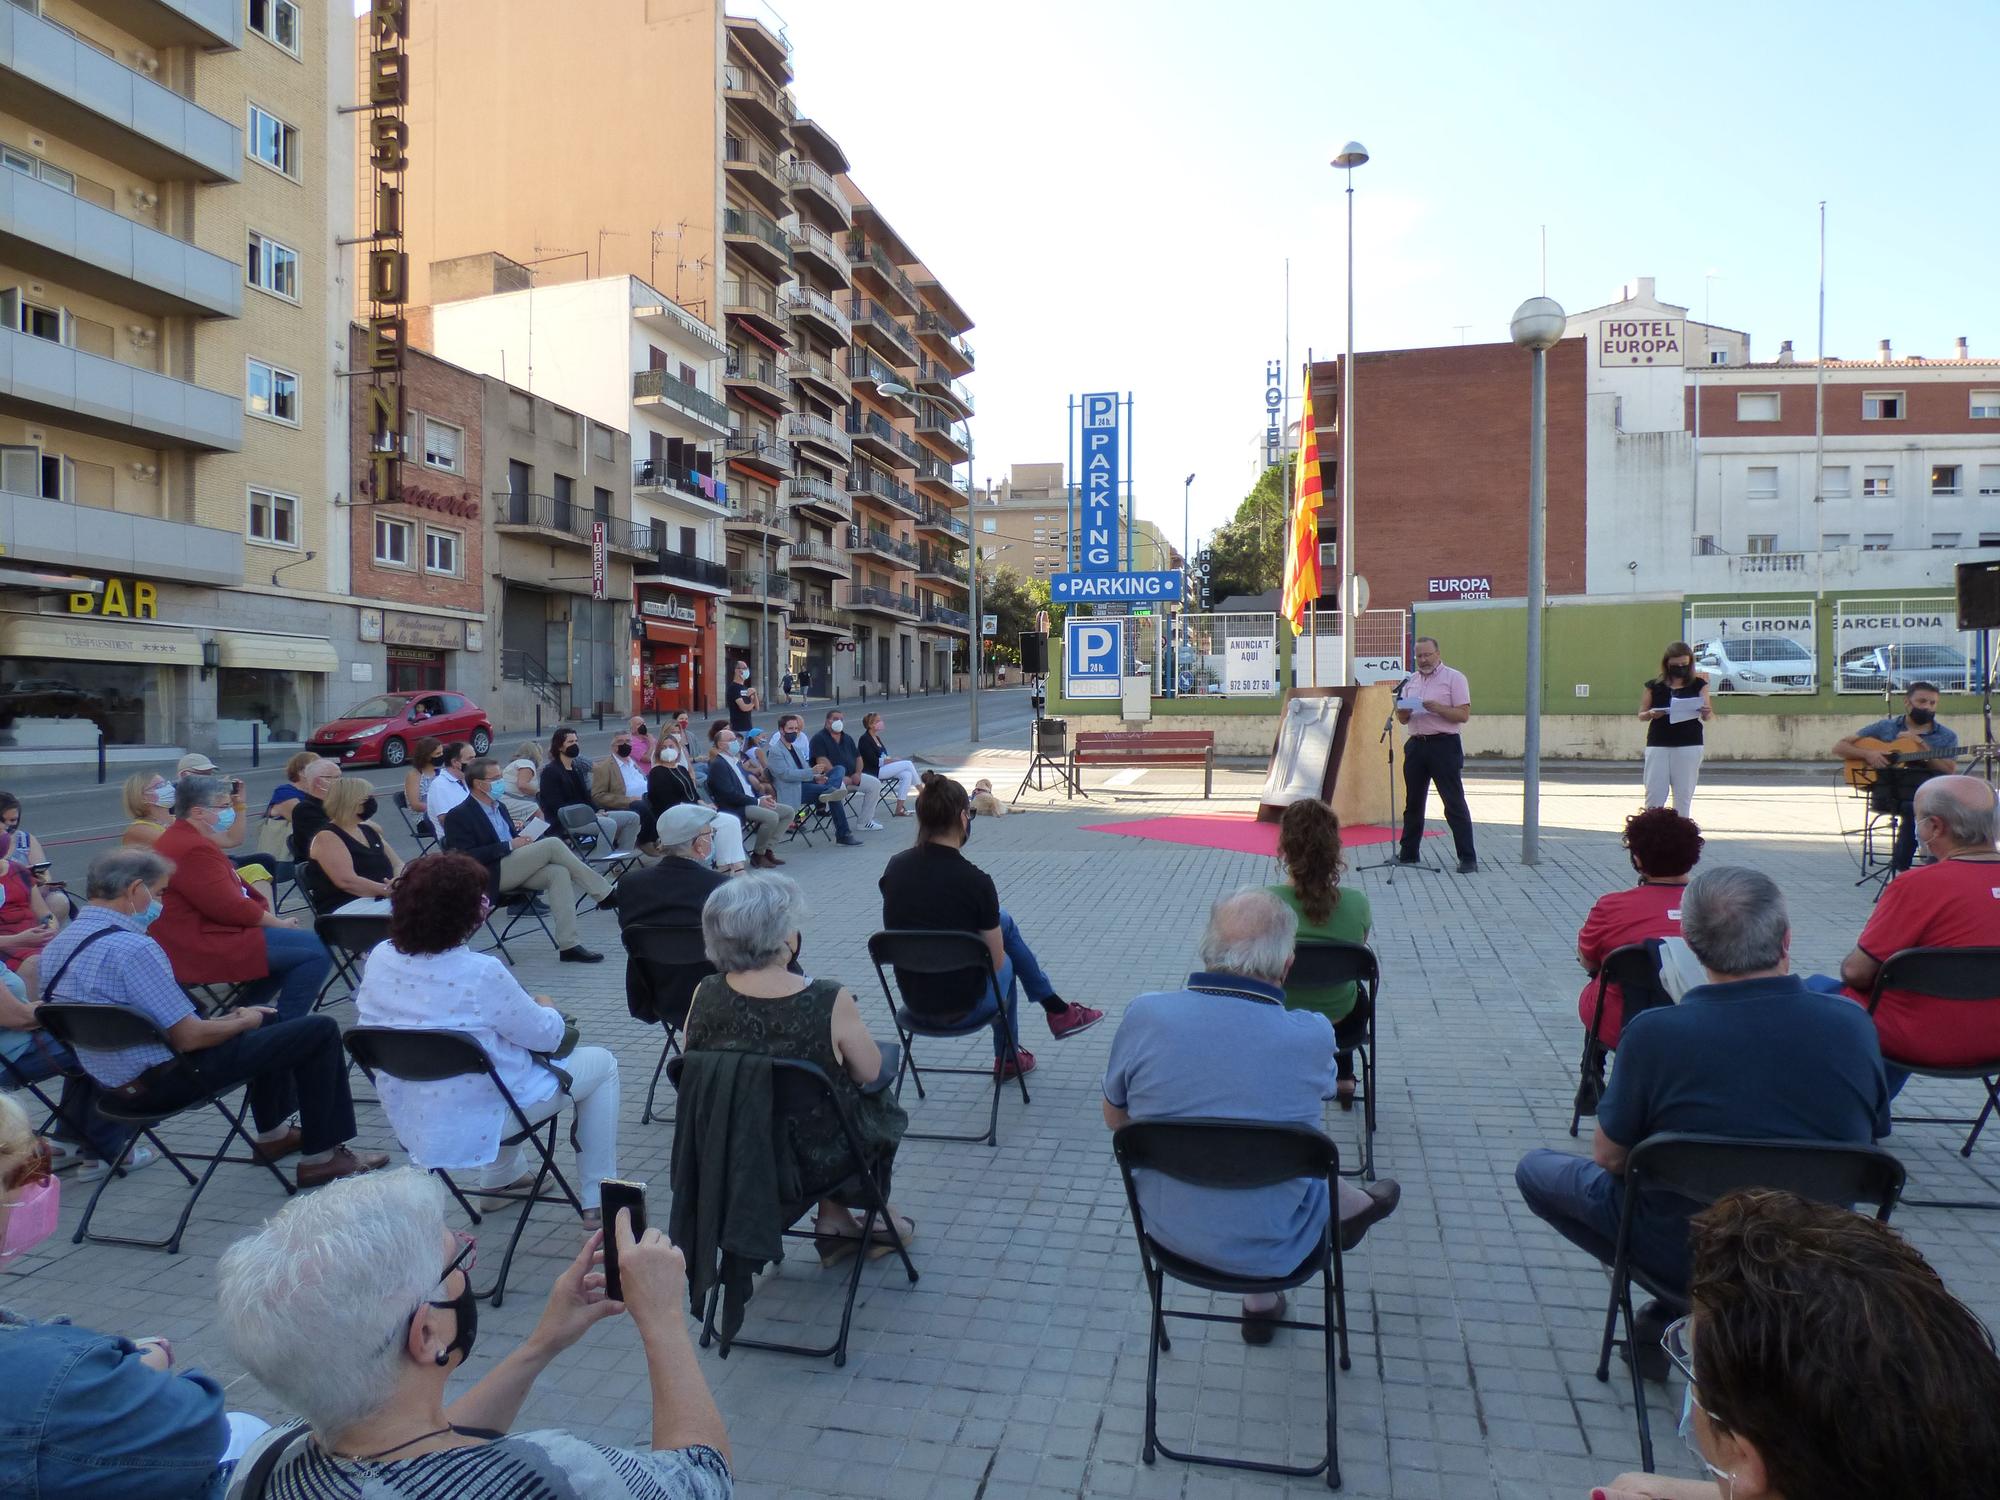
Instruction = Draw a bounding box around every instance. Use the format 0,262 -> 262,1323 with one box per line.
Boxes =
787,410 -> 852,457
783,157 -> 851,219
725,349 -> 787,388
916,409 -> 970,449
844,297 -> 917,359
844,584 -> 919,616
848,235 -> 917,305
632,368 -> 730,427
722,278 -> 781,319
785,219 -> 849,274
781,283 -> 851,340
723,133 -> 780,177
844,349 -> 906,392
724,498 -> 787,530
915,499 -> 969,538
500,648 -> 567,713
786,538 -> 850,572
787,349 -> 851,398
917,310 -> 975,369
494,492 -> 647,549
721,63 -> 792,121
633,458 -> 727,506
923,603 -> 971,629
916,546 -> 967,582
723,432 -> 793,471
845,464 -> 920,513
729,570 -> 792,600
916,357 -> 975,413
784,474 -> 852,516
789,598 -> 848,628
646,549 -> 730,589
723,205 -> 793,265
849,526 -> 918,563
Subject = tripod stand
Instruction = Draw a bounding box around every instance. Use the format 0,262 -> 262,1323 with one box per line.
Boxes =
1354,705 -> 1441,884
1013,686 -> 1081,803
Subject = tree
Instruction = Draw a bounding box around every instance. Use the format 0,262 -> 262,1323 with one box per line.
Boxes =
1203,462 -> 1288,603
975,566 -> 1052,667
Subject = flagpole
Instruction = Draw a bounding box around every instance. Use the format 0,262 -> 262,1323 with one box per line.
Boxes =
1334,142 -> 1369,687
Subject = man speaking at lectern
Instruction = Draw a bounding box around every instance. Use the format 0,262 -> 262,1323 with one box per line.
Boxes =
1395,636 -> 1477,873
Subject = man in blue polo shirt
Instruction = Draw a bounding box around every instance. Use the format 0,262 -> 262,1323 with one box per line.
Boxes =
1833,680 -> 1960,871
1516,864 -> 1889,1378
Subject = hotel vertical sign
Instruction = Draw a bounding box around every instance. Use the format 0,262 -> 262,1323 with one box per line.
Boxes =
365,0 -> 410,504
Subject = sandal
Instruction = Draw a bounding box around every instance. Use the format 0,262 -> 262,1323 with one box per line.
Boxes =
813,1214 -> 917,1266
1336,1077 -> 1356,1111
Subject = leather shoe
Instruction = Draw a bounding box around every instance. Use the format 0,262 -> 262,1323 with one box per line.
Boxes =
297,1145 -> 390,1189
1457,857 -> 1479,875
559,945 -> 605,963
837,835 -> 864,847
1395,851 -> 1420,865
252,1125 -> 303,1163
1241,1293 -> 1285,1345
1337,1178 -> 1402,1251
594,891 -> 620,913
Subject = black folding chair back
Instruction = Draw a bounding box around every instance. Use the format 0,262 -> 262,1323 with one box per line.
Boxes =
393,791 -> 437,854
313,912 -> 392,1010
1112,1118 -> 1350,1488
1597,1131 -> 1905,1472
34,1003 -> 295,1253
557,802 -> 637,887
667,1050 -> 916,1367
783,788 -> 850,848
1286,939 -> 1381,1180
344,1025 -> 584,1305
0,1037 -> 100,1157
1866,946 -> 2000,1204
867,928 -> 1030,1147
296,858 -> 344,916
621,922 -> 712,1123
1571,940 -> 1672,1137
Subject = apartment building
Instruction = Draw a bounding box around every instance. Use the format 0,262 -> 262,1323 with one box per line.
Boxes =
1,0 -> 353,759
971,463 -> 1181,580
377,0 -> 975,706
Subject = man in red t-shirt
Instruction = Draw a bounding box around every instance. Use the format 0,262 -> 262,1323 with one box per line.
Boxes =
1822,776 -> 2000,1083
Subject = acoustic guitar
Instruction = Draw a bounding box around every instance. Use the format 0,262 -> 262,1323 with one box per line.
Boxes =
1842,734 -> 1945,790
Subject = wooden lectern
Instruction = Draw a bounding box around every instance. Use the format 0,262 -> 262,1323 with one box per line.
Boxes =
1256,684 -> 1394,826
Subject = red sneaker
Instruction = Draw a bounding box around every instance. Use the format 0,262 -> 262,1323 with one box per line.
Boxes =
994,1048 -> 1037,1080
1046,1003 -> 1105,1040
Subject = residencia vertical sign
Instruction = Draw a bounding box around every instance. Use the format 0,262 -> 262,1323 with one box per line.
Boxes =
365,0 -> 410,504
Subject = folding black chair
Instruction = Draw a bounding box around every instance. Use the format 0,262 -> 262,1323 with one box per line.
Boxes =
1596,1131 -> 1905,1472
668,1048 -> 917,1367
1866,946 -> 2000,1210
1286,940 -> 1381,1181
0,1034 -> 103,1153
34,1003 -> 297,1253
266,857 -> 310,916
1570,940 -> 1674,1137
621,922 -> 712,1125
783,788 -> 850,848
181,980 -> 252,1016
555,803 -> 640,892
344,1026 -> 585,1307
1113,1119 -> 1350,1489
393,791 -> 438,854
868,929 -> 1030,1147
313,912 -> 392,1011
472,888 -> 556,966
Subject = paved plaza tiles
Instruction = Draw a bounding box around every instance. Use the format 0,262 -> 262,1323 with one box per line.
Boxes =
7,759 -> 1998,1499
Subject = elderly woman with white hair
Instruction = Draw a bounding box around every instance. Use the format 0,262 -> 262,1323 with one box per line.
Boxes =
217,1168 -> 733,1497
684,873 -> 912,1261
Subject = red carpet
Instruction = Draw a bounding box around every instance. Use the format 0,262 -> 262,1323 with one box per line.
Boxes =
1079,814 -> 1437,855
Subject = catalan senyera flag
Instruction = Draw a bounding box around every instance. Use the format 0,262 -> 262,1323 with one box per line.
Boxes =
1279,376 -> 1323,636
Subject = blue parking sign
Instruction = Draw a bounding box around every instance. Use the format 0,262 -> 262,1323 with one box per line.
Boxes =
1064,617 -> 1123,700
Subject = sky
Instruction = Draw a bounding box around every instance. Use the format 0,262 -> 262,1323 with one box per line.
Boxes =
774,0 -> 1999,554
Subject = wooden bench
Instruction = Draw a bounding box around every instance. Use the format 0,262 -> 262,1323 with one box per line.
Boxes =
1068,730 -> 1215,798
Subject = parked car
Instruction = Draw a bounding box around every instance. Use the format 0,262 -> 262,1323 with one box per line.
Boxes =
1693,637 -> 1817,694
306,691 -> 491,768
1837,642 -> 1974,694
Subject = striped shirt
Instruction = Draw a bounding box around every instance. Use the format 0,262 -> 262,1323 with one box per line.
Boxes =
265,1432 -> 731,1500
34,906 -> 192,1085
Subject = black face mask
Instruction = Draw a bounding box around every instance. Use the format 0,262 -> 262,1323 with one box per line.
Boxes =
432,1276 -> 478,1366
1908,707 -> 1936,726
561,746 -> 577,760
615,744 -> 631,758
359,796 -> 379,821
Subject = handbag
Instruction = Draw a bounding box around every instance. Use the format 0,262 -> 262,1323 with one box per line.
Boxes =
255,812 -> 292,860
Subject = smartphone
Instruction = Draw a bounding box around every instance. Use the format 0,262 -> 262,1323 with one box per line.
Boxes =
598,1178 -> 647,1301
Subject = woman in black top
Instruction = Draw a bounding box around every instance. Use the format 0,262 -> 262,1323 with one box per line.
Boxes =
857,712 -> 917,817
537,725 -> 595,822
1637,640 -> 1711,815
304,775 -> 402,909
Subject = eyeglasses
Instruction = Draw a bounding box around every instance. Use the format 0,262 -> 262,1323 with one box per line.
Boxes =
386,1229 -> 477,1350
1664,1316 -> 1736,1483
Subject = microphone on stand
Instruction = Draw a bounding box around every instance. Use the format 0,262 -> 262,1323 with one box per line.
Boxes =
1381,675 -> 1410,742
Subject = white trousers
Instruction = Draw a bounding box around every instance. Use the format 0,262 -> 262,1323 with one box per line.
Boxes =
708,813 -> 746,869
477,1044 -> 620,1210
850,773 -> 883,825
876,759 -> 918,808
1642,745 -> 1704,814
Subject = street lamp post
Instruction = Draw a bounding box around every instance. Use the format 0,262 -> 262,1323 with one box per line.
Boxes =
1510,295 -> 1567,867
1332,141 -> 1368,686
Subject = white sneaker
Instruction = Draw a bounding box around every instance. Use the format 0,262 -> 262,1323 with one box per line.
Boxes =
40,1136 -> 88,1172
861,820 -> 885,831
74,1143 -> 158,1184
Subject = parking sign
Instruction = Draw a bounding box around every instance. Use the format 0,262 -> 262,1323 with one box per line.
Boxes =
1064,616 -> 1123,700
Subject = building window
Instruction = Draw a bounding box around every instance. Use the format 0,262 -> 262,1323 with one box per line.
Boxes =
248,487 -> 297,547
1694,534 -> 1716,554
247,0 -> 300,54
1822,533 -> 1849,548
424,527 -> 461,576
1745,534 -> 1778,554
1821,465 -> 1851,498
245,231 -> 298,300
247,105 -> 299,178
1862,390 -> 1903,420
1932,464 -> 1962,496
1931,533 -> 1961,549
981,518 -> 996,533
1863,465 -> 1894,498
1862,533 -> 1892,551
1971,390 -> 2000,420
1981,533 -> 2000,548
374,517 -> 412,568
246,358 -> 299,425
1736,392 -> 1779,422
1979,465 -> 2000,496
1746,466 -> 1779,499
1709,349 -> 1728,366
421,417 -> 462,473
2,145 -> 74,195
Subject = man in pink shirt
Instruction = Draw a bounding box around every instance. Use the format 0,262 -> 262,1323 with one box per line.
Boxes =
1395,635 -> 1477,873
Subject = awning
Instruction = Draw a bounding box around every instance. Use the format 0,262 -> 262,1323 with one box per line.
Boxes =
214,631 -> 338,673
644,621 -> 698,646
0,613 -> 202,666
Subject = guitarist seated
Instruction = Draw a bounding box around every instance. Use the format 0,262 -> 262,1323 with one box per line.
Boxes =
1833,681 -> 1959,871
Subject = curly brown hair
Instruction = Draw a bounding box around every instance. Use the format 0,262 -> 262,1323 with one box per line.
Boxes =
1277,800 -> 1343,924
387,852 -> 490,956
1622,806 -> 1703,878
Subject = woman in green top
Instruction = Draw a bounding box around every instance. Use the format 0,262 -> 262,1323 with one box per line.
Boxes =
1267,799 -> 1372,1108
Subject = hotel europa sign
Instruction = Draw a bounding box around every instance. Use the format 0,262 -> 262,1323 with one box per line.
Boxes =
1597,318 -> 1683,367
361,0 -> 410,504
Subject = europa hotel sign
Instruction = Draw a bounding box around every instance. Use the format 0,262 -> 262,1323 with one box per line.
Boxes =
1597,318 -> 1683,367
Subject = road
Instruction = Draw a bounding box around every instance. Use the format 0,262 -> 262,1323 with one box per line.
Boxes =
12,684 -> 1037,875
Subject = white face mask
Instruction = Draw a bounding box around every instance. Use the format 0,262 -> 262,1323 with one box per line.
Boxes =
149,782 -> 175,809
829,719 -> 845,735
722,743 -> 741,759
663,746 -> 679,765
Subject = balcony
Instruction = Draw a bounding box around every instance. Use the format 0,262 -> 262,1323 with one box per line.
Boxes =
722,497 -> 788,537
784,219 -> 850,287
721,62 -> 792,139
0,486 -> 243,588
728,570 -> 791,606
848,525 -> 918,567
916,407 -> 971,463
917,309 -> 974,376
1,325 -> 240,451
69,0 -> 240,49
722,134 -> 787,217
916,546 -> 967,585
788,597 -> 852,635
916,358 -> 975,416
0,171 -> 240,320
847,234 -> 918,313
845,462 -> 920,518
784,472 -> 851,523
0,6 -> 241,183
785,538 -> 850,578
723,204 -> 793,281
911,451 -> 959,497
844,350 -> 911,406
782,283 -> 851,347
494,492 -> 650,552
723,349 -> 788,406
845,409 -> 914,470
786,409 -> 851,464
640,547 -> 731,593
632,367 -> 731,433
632,458 -> 727,513
843,583 -> 920,619
723,431 -> 792,479
845,297 -> 918,365
721,278 -> 788,344
923,603 -> 972,633
784,156 -> 851,229
787,348 -> 851,406
915,498 -> 970,541
724,6 -> 792,81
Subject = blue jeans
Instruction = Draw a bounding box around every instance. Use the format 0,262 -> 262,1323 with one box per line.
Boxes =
1803,973 -> 1910,1096
1515,1148 -> 1693,1298
240,928 -> 332,1021
800,774 -> 851,838
955,910 -> 1053,1056
2,1033 -> 130,1162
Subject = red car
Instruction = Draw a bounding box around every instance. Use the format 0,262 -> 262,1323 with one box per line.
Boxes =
306,690 -> 492,769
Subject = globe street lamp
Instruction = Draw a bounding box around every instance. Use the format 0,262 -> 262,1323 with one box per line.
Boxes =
1331,141 -> 1368,685
1510,295 -> 1566,866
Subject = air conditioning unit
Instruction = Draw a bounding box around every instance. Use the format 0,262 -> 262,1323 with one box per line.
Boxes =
131,188 -> 158,211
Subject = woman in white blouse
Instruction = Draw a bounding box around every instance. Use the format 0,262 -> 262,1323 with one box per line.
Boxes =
354,851 -> 622,1217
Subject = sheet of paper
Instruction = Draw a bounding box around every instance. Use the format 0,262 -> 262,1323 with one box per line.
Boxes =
1396,693 -> 1424,713
1667,696 -> 1703,724
332,897 -> 392,917
521,816 -> 550,840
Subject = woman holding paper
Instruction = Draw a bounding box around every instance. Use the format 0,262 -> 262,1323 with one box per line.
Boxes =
1638,641 -> 1712,814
